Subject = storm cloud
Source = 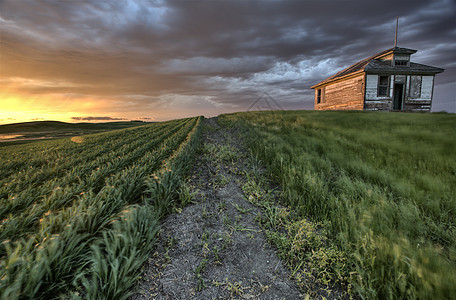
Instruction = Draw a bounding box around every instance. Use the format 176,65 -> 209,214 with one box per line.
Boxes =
1,0 -> 454,120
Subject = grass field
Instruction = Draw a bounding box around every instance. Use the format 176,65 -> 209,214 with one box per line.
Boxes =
221,110 -> 456,299
0,117 -> 202,299
1,111 -> 454,299
0,121 -> 146,147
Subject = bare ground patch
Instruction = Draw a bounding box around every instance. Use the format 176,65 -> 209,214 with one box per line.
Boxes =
129,118 -> 303,299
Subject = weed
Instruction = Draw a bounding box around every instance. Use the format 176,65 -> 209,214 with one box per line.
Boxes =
218,145 -> 238,163
217,201 -> 227,212
202,204 -> 208,218
264,205 -> 279,229
230,224 -> 259,233
201,230 -> 210,242
178,181 -> 197,207
212,278 -> 248,297
247,150 -> 263,177
164,236 -> 177,262
221,232 -> 233,250
194,258 -> 208,291
215,173 -> 230,187
203,143 -> 238,163
222,216 -> 231,226
233,203 -> 252,214
212,246 -> 222,265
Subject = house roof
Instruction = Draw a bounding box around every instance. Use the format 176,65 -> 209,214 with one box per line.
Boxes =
311,47 -> 444,89
365,60 -> 445,74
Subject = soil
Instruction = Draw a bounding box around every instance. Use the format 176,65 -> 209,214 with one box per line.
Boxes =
129,117 -> 303,299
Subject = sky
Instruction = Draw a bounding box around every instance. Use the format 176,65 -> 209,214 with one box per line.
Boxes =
0,0 -> 455,124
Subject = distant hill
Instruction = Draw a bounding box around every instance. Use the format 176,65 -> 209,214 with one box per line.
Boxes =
0,121 -> 143,134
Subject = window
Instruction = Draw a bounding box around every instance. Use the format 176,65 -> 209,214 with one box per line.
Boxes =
378,75 -> 389,96
395,60 -> 408,66
317,89 -> 322,103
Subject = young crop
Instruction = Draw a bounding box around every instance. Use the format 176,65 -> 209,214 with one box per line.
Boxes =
145,170 -> 180,218
73,205 -> 160,300
0,117 -> 203,299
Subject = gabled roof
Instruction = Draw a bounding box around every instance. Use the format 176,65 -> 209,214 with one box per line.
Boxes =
311,47 -> 444,89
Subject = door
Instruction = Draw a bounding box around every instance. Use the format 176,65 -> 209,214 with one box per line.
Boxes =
393,83 -> 404,110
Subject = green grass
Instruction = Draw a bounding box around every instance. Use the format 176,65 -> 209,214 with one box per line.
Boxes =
221,110 -> 456,299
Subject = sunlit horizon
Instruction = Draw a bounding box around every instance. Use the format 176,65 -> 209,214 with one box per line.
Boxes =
0,91 -> 225,125
1,0 -> 454,126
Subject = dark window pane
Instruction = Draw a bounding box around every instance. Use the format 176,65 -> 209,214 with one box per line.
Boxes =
379,76 -> 389,85
379,86 -> 388,96
378,76 -> 389,96
395,61 -> 407,66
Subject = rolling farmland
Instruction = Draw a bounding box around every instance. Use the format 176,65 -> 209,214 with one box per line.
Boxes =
1,111 -> 455,299
0,121 -> 144,147
221,111 -> 456,299
0,117 -> 202,299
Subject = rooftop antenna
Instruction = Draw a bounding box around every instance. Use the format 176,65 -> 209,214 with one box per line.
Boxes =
394,16 -> 399,48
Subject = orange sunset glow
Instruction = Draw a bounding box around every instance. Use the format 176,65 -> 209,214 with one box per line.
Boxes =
1,91 -> 135,123
1,0 -> 454,125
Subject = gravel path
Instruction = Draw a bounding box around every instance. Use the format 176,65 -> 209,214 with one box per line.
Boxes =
129,118 -> 303,299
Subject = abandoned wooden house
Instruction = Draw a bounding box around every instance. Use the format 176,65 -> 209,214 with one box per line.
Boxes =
311,47 -> 444,111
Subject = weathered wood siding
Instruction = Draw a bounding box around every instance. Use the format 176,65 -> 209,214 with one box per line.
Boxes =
404,75 -> 434,111
314,74 -> 364,110
421,76 -> 433,99
364,74 -> 392,111
380,53 -> 394,61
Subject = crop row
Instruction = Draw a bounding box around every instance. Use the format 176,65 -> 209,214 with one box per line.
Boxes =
0,120 -> 186,220
0,117 -> 202,299
0,119 -> 193,253
0,122 -> 158,179
0,120 -> 183,192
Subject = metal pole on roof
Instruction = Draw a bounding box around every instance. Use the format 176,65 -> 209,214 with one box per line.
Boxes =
394,17 -> 399,48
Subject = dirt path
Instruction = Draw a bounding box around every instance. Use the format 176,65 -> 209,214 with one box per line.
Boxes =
130,118 -> 303,299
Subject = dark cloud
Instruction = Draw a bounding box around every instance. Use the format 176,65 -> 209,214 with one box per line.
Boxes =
71,116 -> 127,121
1,0 -> 454,116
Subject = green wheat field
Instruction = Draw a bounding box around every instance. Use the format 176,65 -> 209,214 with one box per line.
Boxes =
0,117 -> 202,298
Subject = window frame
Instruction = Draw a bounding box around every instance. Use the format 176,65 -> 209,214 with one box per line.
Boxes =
317,89 -> 322,103
394,60 -> 408,66
377,75 -> 390,97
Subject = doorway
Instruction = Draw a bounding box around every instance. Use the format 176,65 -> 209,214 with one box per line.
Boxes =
393,84 -> 404,110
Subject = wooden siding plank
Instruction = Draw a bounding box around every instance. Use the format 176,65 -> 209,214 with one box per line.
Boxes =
421,76 -> 433,99
315,74 -> 364,110
389,76 -> 394,97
